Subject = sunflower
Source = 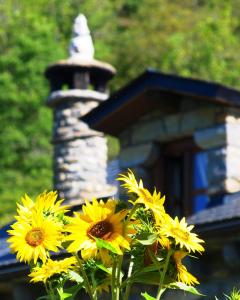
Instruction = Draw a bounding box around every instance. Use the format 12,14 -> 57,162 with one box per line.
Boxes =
7,211 -> 62,263
35,191 -> 68,217
118,169 -> 144,195
173,251 -> 199,285
16,194 -> 35,220
29,257 -> 77,283
66,198 -> 133,261
157,235 -> 171,250
118,170 -> 165,216
160,215 -> 204,253
16,191 -> 68,222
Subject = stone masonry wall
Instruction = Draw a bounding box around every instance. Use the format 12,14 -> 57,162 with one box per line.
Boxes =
118,100 -> 240,197
48,90 -> 114,204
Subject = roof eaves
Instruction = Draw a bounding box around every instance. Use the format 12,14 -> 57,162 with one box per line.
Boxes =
82,70 -> 240,133
195,217 -> 240,238
82,70 -> 150,128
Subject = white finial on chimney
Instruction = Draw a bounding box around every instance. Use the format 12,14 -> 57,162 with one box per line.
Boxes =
69,14 -> 94,60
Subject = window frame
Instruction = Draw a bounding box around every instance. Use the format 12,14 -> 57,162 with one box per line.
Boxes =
151,137 -> 202,217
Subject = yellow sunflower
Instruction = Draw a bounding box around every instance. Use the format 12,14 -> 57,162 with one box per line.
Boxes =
173,251 -> 199,285
160,215 -> 204,253
16,191 -> 68,221
16,194 -> 35,220
157,235 -> 171,250
66,198 -> 133,261
7,211 -> 62,263
118,170 -> 165,216
29,257 -> 77,283
35,191 -> 68,217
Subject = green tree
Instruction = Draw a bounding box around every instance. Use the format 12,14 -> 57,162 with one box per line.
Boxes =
0,1 -> 65,224
111,0 -> 240,89
1,0 -> 240,225
0,0 -> 120,225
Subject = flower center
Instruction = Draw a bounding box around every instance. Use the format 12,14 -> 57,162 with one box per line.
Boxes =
25,228 -> 44,247
171,228 -> 189,241
88,221 -> 113,239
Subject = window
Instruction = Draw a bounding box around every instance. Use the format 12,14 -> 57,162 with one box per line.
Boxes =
151,138 -> 209,217
193,151 -> 209,213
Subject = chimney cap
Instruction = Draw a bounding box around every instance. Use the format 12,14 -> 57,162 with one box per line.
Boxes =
69,14 -> 94,60
45,14 -> 116,82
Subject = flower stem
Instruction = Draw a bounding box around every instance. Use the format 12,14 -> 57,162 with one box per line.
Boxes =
48,282 -> 56,300
75,253 -> 94,300
111,256 -> 117,300
123,256 -> 134,300
44,283 -> 55,300
116,255 -> 123,300
156,250 -> 172,300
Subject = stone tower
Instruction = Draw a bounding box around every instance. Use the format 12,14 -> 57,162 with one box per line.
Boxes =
45,14 -> 116,204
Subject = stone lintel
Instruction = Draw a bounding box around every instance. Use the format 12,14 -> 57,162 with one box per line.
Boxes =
130,107 -> 216,145
119,143 -> 158,169
47,89 -> 108,107
194,124 -> 227,149
194,122 -> 240,150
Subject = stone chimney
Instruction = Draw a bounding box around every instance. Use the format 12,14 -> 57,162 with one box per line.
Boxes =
45,14 -> 116,204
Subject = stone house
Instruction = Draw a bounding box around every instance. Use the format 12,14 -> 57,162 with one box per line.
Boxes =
0,14 -> 239,300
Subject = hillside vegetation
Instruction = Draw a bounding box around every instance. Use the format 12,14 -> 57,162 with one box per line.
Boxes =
0,0 -> 240,225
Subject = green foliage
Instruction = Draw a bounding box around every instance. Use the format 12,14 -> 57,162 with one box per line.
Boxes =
95,238 -> 121,255
111,0 -> 240,89
222,288 -> 240,300
1,0 -> 240,224
107,135 -> 120,161
141,292 -> 157,300
0,1 -> 64,225
169,282 -> 204,296
228,289 -> 240,300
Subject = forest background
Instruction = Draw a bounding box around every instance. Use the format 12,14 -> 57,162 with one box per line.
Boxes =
0,0 -> 239,225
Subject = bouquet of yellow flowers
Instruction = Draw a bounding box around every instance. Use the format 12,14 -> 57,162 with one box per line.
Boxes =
7,170 -> 204,300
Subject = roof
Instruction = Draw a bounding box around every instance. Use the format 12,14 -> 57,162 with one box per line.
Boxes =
0,223 -> 17,266
188,199 -> 240,225
187,199 -> 240,239
82,69 -> 240,136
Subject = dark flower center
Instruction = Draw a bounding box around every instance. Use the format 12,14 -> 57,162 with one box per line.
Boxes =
25,228 -> 44,247
88,221 -> 113,239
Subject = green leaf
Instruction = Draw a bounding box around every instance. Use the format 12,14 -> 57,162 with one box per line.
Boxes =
36,296 -> 51,300
139,264 -> 160,273
59,292 -> 72,300
95,238 -> 121,255
130,272 -> 161,285
96,262 -> 112,274
68,270 -> 84,283
137,233 -> 157,245
147,249 -> 164,271
61,285 -> 83,299
169,282 -> 204,296
141,292 -> 157,300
